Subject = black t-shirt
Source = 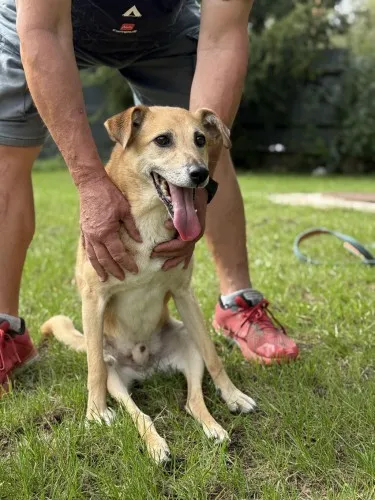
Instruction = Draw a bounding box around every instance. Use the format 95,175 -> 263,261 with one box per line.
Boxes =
72,0 -> 185,45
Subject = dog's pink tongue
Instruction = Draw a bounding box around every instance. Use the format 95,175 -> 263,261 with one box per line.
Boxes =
168,184 -> 201,241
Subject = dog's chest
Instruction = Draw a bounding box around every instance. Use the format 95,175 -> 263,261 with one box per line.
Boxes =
110,269 -> 171,340
103,213 -> 191,341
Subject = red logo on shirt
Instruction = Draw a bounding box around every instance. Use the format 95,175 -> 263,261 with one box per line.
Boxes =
120,23 -> 136,31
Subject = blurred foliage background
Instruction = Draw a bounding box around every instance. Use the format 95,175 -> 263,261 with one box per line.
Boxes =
69,0 -> 375,173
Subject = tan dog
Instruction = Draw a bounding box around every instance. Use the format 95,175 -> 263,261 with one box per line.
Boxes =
41,106 -> 256,463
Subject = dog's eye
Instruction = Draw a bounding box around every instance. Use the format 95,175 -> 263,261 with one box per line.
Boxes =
194,133 -> 206,148
154,135 -> 172,147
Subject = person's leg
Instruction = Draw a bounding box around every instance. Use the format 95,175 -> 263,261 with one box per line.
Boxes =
0,146 -> 40,316
0,145 -> 42,394
207,151 -> 298,363
119,5 -> 298,364
0,19 -> 49,390
0,145 -> 42,392
205,149 -> 251,294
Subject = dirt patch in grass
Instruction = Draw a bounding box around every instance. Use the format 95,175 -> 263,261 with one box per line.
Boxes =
34,407 -> 73,432
269,192 -> 375,212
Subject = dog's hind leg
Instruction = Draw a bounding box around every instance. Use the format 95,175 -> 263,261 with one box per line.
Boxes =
82,293 -> 113,424
107,366 -> 171,464
173,290 -> 256,413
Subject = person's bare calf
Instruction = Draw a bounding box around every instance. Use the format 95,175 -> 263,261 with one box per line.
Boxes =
0,145 -> 40,392
207,150 -> 299,365
0,145 -> 40,315
205,149 -> 251,295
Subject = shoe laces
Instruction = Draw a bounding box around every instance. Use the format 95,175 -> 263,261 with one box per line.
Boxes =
0,321 -> 21,371
234,297 -> 286,335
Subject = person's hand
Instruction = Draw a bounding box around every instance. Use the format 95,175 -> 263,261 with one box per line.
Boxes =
151,188 -> 208,270
79,174 -> 142,281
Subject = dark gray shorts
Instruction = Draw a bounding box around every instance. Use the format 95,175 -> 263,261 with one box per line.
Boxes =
0,0 -> 199,147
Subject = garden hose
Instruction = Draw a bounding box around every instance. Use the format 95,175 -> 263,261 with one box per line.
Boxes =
293,227 -> 375,266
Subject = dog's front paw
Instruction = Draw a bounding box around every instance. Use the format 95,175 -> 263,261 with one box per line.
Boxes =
86,407 -> 116,425
146,436 -> 171,464
203,422 -> 230,443
223,389 -> 256,413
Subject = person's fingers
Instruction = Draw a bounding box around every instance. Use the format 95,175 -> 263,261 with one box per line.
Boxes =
152,246 -> 193,259
85,241 -> 107,282
162,256 -> 186,271
152,238 -> 190,256
93,241 -> 125,281
105,238 -> 138,274
121,210 -> 143,243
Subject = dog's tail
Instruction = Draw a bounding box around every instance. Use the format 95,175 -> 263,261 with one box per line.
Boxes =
41,315 -> 86,352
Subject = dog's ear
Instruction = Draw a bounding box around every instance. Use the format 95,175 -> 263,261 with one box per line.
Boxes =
104,106 -> 148,148
196,108 -> 232,149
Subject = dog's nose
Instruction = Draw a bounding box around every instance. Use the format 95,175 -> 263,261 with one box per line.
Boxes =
188,165 -> 209,186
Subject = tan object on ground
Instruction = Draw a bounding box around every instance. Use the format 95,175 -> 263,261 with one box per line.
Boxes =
269,192 -> 375,213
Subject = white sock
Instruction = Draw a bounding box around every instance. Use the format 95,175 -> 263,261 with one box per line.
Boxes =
220,288 -> 263,309
0,314 -> 25,333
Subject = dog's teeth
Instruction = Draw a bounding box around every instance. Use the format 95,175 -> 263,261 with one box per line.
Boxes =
160,180 -> 170,198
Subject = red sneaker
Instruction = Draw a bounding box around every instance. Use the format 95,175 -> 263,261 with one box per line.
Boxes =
213,295 -> 299,365
0,320 -> 38,395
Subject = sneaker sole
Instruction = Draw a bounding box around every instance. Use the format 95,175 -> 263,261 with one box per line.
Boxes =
212,321 -> 298,366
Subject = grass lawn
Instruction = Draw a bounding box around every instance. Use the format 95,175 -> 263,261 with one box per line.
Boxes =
1,168 -> 374,499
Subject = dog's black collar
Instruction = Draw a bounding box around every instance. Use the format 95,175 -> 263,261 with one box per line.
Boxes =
205,177 -> 218,204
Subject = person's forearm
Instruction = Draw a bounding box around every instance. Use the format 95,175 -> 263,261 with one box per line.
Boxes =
190,30 -> 249,128
19,30 -> 104,186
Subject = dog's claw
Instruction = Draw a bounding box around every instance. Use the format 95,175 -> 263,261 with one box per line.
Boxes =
147,437 -> 171,464
102,407 -> 116,424
203,423 -> 230,443
225,390 -> 256,413
86,407 -> 116,426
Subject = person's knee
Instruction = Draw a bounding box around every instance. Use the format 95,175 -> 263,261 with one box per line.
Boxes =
0,145 -> 40,244
0,145 -> 40,173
